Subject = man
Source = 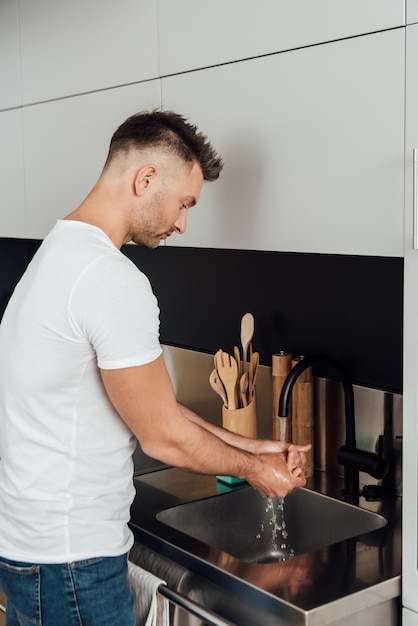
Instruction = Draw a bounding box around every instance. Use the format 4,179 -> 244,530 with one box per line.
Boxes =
0,110 -> 308,625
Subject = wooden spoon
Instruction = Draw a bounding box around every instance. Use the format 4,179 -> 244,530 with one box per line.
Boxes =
209,369 -> 228,406
215,349 -> 239,410
240,313 -> 254,372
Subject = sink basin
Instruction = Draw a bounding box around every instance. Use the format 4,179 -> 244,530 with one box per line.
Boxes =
157,486 -> 387,564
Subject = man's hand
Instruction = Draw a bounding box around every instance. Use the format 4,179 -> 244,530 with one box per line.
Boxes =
246,451 -> 308,498
244,439 -> 310,482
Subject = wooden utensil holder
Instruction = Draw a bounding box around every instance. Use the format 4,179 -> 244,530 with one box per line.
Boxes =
222,394 -> 257,439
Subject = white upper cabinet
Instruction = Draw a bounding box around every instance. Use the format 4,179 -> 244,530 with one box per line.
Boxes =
159,0 -> 404,75
0,0 -> 21,110
0,110 -> 25,237
18,0 -> 159,105
407,0 -> 418,23
405,25 -> 418,251
23,81 -> 161,239
161,29 -> 405,256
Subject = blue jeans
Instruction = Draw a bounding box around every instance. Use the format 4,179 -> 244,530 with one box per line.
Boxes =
0,553 -> 135,626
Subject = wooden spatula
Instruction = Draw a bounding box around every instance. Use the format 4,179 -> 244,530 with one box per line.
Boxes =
209,368 -> 228,406
215,349 -> 239,410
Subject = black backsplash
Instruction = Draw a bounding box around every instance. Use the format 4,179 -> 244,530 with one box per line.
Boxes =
123,246 -> 403,394
0,238 -> 41,317
0,238 -> 403,393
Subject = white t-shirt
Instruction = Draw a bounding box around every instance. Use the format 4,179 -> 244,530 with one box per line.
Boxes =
0,220 -> 162,563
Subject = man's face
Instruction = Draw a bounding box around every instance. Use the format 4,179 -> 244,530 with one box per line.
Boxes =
132,161 -> 204,249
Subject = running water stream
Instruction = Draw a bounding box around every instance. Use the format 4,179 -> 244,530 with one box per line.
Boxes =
279,417 -> 287,443
255,497 -> 295,561
254,416 -> 295,561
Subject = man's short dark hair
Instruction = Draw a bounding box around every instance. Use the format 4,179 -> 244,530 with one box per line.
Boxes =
105,110 -> 223,182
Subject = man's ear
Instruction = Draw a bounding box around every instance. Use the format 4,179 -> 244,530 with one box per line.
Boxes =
133,164 -> 158,197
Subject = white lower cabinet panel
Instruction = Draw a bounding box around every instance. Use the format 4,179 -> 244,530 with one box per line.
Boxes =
162,30 -> 404,256
0,109 -> 25,237
23,81 -> 161,239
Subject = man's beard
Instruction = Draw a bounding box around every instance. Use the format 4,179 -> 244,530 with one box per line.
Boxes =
130,190 -> 167,248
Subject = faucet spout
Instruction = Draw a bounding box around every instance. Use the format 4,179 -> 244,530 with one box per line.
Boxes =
278,354 -> 388,501
279,354 -> 356,448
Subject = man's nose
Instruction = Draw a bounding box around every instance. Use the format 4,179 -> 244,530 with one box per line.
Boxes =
173,210 -> 188,235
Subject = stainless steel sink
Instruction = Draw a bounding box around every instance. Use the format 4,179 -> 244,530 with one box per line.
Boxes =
157,486 -> 387,564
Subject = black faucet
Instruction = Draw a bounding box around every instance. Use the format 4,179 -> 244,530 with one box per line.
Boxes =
278,354 -> 389,501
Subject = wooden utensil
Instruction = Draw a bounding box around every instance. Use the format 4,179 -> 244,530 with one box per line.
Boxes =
240,313 -> 254,372
248,351 -> 259,401
215,349 -> 239,410
239,371 -> 249,407
234,345 -> 241,378
209,368 -> 228,406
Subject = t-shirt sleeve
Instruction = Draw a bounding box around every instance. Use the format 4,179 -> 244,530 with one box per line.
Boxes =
69,253 -> 163,369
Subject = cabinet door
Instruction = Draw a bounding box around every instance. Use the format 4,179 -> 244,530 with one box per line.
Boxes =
0,109 -> 26,237
161,29 -> 404,256
18,0 -> 159,105
23,81 -> 161,239
159,0 -> 404,75
407,0 -> 418,23
0,0 -> 21,110
402,23 -> 418,617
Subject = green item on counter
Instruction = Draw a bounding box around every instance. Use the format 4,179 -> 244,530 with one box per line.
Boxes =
216,475 -> 247,485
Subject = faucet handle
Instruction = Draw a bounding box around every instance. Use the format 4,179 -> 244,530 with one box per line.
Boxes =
360,436 -> 391,501
337,439 -> 389,481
